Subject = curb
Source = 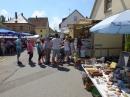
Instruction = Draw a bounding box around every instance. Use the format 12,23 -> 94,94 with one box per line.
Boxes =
0,56 -> 12,63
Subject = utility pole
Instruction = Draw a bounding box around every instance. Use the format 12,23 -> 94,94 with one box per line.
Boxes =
69,9 -> 71,15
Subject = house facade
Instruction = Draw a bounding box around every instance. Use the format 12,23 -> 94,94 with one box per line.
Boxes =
3,12 -> 35,33
59,10 -> 85,36
28,17 -> 49,38
89,0 -> 130,57
0,23 -> 10,29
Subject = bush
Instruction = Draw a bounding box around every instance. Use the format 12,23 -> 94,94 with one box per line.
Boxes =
125,35 -> 130,52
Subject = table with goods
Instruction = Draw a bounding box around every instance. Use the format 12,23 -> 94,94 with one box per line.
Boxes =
82,57 -> 130,97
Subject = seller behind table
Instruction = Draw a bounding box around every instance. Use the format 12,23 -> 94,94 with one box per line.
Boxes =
7,39 -> 15,53
77,37 -> 82,57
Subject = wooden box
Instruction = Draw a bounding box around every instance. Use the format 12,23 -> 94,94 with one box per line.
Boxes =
88,71 -> 103,77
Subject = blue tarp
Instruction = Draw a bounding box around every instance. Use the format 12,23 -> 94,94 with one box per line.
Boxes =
0,29 -> 15,36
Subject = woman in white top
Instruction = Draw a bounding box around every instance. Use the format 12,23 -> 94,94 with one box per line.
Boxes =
64,36 -> 70,63
70,39 -> 75,59
1,39 -> 5,55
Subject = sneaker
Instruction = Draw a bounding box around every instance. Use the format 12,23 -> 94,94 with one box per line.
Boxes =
50,64 -> 52,66
17,61 -> 21,64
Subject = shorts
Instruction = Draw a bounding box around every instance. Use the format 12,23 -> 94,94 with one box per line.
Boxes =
17,48 -> 21,57
52,49 -> 60,57
64,50 -> 69,56
42,50 -> 45,56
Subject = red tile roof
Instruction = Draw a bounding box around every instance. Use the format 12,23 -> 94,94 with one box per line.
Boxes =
28,17 -> 48,28
49,27 -> 54,32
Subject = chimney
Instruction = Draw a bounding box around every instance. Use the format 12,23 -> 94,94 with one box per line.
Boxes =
21,13 -> 23,16
15,12 -> 17,19
36,16 -> 38,21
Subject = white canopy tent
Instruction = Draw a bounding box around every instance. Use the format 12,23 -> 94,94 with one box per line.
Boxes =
0,35 -> 39,39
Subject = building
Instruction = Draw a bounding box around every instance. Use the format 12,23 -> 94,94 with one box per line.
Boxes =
90,0 -> 130,19
0,23 -> 10,29
89,0 -> 130,57
59,10 -> 85,35
28,17 -> 49,38
3,12 -> 35,33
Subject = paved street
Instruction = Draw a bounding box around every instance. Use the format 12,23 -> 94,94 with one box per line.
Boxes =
0,49 -> 93,97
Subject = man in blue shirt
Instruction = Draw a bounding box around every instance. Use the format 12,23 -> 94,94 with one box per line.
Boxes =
16,35 -> 22,63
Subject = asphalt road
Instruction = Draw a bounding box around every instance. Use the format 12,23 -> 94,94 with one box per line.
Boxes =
0,49 -> 93,97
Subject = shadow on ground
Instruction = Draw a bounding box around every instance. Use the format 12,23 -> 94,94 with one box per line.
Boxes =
39,64 -> 46,68
29,62 -> 36,67
17,62 -> 25,67
58,66 -> 70,72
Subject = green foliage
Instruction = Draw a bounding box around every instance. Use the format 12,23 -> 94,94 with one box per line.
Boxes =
0,15 -> 6,23
54,29 -> 58,33
125,35 -> 130,52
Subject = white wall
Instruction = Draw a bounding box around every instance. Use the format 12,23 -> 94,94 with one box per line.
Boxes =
60,11 -> 84,33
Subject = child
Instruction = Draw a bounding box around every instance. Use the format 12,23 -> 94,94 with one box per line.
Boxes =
74,50 -> 79,68
80,46 -> 86,58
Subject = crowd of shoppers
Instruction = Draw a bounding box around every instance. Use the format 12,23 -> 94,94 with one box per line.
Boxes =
16,34 -> 86,69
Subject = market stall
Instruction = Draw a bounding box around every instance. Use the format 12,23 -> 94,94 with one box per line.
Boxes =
82,51 -> 130,97
81,10 -> 130,97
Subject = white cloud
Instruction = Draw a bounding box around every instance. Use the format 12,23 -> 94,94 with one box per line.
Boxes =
0,9 -> 8,15
32,10 -> 46,17
50,17 -> 62,31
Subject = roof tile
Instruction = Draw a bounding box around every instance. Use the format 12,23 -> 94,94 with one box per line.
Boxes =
28,17 -> 48,28
4,14 -> 34,26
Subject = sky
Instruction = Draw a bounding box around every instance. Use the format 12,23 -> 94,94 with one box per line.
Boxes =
0,0 -> 95,30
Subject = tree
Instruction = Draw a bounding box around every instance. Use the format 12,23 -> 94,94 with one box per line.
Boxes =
0,15 -> 6,23
125,35 -> 130,52
30,31 -> 36,35
54,29 -> 58,33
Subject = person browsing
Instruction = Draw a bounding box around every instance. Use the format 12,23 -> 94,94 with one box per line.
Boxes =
16,35 -> 22,64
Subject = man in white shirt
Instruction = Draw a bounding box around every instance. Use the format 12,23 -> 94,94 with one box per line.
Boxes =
51,34 -> 62,67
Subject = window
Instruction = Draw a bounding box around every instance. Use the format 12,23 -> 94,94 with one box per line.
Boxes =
29,26 -> 30,31
104,0 -> 112,12
20,26 -> 23,30
13,26 -> 15,31
40,30 -> 42,32
74,16 -> 77,22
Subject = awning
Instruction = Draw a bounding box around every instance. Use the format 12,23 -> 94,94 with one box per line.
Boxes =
90,10 -> 130,34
